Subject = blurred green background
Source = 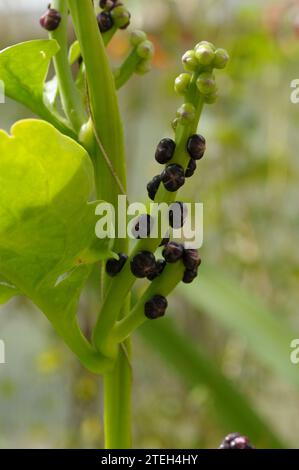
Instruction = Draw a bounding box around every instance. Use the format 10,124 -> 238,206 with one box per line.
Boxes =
1,0 -> 299,449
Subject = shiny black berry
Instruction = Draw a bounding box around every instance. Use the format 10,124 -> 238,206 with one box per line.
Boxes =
131,251 -> 156,278
219,433 -> 254,449
100,0 -> 117,9
147,175 -> 161,201
155,138 -> 176,164
187,134 -> 206,160
169,202 -> 187,229
162,242 -> 184,263
132,214 -> 154,239
106,253 -> 128,277
144,295 -> 168,319
40,8 -> 61,31
182,269 -> 198,284
183,249 -> 201,271
185,158 -> 197,177
97,11 -> 114,32
161,164 -> 185,192
147,259 -> 166,281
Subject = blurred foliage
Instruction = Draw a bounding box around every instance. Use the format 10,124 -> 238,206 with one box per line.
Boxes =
1,0 -> 299,449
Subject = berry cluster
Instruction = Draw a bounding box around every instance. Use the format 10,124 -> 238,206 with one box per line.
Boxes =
40,7 -> 61,31
162,242 -> 201,284
97,1 -> 131,33
147,133 -> 206,199
129,30 -> 155,76
219,433 -> 254,450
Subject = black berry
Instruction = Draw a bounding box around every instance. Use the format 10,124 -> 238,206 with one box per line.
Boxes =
132,214 -> 154,239
162,242 -> 184,263
159,236 -> 170,247
144,295 -> 168,319
155,138 -> 176,164
147,175 -> 161,201
161,164 -> 185,192
183,249 -> 201,271
187,134 -> 206,160
182,269 -> 198,284
185,158 -> 197,177
169,202 -> 187,229
106,253 -> 128,277
97,11 -> 114,32
40,8 -> 61,31
147,259 -> 166,281
100,0 -> 117,9
131,251 -> 156,278
219,433 -> 254,450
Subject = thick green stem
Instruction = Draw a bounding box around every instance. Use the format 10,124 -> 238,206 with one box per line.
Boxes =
50,0 -> 86,131
68,0 -> 131,449
114,49 -> 141,90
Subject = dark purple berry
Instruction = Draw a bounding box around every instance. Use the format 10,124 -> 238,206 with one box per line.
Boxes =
187,134 -> 206,160
183,249 -> 201,271
159,236 -> 170,247
100,0 -> 117,9
185,158 -> 197,177
161,164 -> 185,192
162,242 -> 184,263
132,214 -> 154,239
147,259 -> 166,281
147,175 -> 161,201
219,433 -> 254,449
130,251 -> 156,278
40,8 -> 61,31
106,252 -> 128,277
144,295 -> 168,319
155,138 -> 176,164
169,202 -> 187,229
97,11 -> 114,32
182,269 -> 198,284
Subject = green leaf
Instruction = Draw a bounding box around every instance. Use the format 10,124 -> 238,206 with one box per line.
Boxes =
0,39 -> 59,114
68,40 -> 81,65
0,278 -> 19,304
139,318 -> 285,448
0,119 -> 111,372
179,266 -> 299,389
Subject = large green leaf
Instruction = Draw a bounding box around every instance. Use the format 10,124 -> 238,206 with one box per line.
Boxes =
140,318 -> 285,448
0,39 -> 58,114
179,266 -> 299,389
0,119 -> 111,372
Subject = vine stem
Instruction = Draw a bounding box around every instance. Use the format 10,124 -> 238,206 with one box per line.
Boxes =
68,0 -> 131,449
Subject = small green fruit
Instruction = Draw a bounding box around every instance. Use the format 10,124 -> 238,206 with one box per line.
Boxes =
204,92 -> 218,104
213,48 -> 229,69
194,44 -> 215,66
196,72 -> 216,95
182,50 -> 198,72
137,40 -> 154,60
176,103 -> 196,124
174,73 -> 191,95
111,5 -> 131,29
136,60 -> 152,75
130,30 -> 147,47
195,40 -> 216,51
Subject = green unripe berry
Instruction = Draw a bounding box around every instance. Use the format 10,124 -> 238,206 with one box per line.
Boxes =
213,48 -> 229,69
176,103 -> 196,124
204,92 -> 218,104
195,41 -> 216,51
136,59 -> 152,75
196,72 -> 216,95
137,40 -> 154,60
130,30 -> 147,47
194,44 -> 215,66
182,50 -> 198,72
174,73 -> 191,95
111,5 -> 131,29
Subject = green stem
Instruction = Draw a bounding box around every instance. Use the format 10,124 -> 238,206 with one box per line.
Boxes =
38,101 -> 77,139
114,49 -> 141,90
111,262 -> 185,344
50,0 -> 86,132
